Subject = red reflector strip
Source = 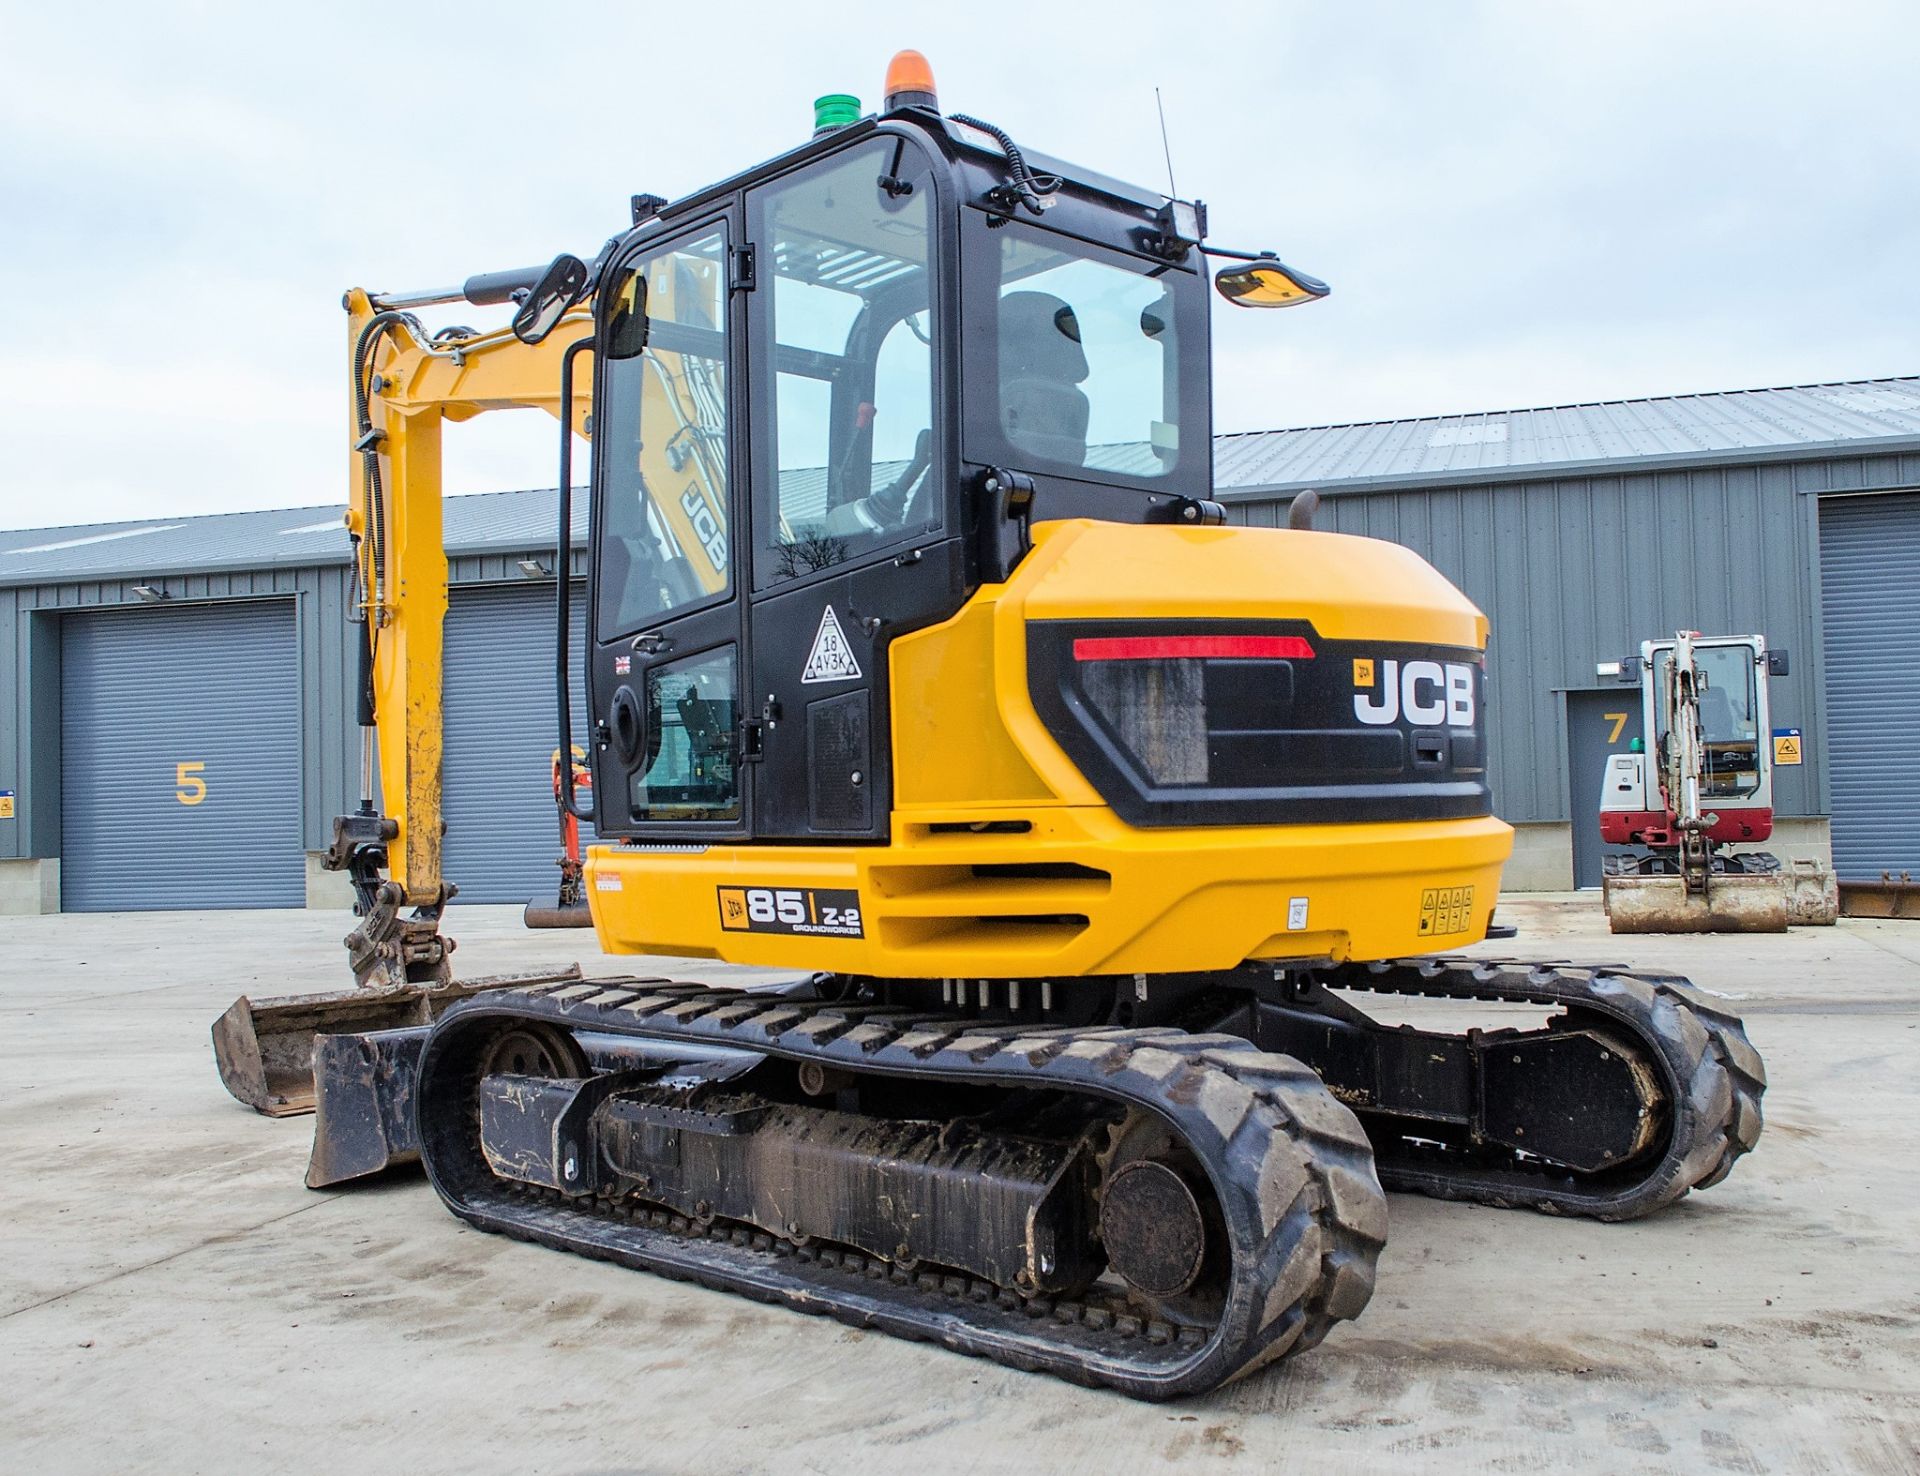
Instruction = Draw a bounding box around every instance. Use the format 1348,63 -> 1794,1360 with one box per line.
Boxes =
1071,635 -> 1315,662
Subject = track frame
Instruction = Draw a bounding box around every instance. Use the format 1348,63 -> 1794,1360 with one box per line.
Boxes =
410,978 -> 1389,1399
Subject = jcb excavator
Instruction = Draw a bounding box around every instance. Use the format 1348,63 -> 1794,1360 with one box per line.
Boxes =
211,53 -> 1766,1399
1599,631 -> 1838,932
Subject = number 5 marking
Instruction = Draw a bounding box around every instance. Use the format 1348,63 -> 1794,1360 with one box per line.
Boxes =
1603,712 -> 1629,745
176,762 -> 207,806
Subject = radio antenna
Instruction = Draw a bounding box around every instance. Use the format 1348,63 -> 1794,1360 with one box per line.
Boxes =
1154,86 -> 1179,198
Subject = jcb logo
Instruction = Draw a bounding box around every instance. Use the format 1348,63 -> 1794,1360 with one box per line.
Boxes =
680,485 -> 727,573
1354,659 -> 1477,728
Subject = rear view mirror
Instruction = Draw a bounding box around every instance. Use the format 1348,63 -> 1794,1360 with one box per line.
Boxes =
1214,256 -> 1329,309
604,270 -> 650,362
511,254 -> 591,344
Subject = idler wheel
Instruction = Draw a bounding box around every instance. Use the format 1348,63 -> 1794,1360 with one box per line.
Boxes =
482,1023 -> 587,1079
1100,1159 -> 1208,1300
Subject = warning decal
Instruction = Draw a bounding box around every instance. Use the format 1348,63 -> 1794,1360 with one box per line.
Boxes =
801,605 -> 862,684
717,886 -> 864,938
1772,728 -> 1803,766
1418,885 -> 1475,937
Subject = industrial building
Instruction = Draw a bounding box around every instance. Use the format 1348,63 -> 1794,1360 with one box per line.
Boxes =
0,494 -> 592,913
1217,376 -> 1920,889
4,375 -> 1917,913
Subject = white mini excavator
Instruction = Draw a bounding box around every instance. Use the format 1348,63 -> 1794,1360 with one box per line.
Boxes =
1599,631 -> 1837,932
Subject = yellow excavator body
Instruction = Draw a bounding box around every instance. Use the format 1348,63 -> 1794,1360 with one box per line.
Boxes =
586,517 -> 1511,973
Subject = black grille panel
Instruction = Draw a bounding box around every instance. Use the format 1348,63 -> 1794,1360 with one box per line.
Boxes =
1027,620 -> 1492,827
807,691 -> 872,831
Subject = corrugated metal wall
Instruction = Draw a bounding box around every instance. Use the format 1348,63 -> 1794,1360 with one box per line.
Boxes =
1818,492 -> 1920,878
1227,450 -> 1920,822
2,548 -> 587,881
2,564 -> 354,864
441,581 -> 594,904
5,449 -> 1918,898
60,599 -> 304,909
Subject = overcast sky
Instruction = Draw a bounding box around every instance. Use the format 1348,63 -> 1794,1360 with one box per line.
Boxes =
3,0 -> 1914,530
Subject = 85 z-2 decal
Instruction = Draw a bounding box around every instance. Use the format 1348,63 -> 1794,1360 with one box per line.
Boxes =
717,886 -> 864,938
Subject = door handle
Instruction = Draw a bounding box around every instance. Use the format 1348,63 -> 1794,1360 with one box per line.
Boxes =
632,630 -> 673,655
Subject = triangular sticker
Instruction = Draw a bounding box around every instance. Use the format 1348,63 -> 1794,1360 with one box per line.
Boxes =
801,604 -> 863,684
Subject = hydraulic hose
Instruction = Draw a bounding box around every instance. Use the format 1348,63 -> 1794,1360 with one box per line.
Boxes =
950,114 -> 1063,214
556,336 -> 597,824
350,309 -> 419,723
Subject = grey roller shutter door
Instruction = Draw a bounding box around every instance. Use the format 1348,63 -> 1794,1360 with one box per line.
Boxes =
61,599 -> 303,910
1819,493 -> 1920,879
442,582 -> 594,904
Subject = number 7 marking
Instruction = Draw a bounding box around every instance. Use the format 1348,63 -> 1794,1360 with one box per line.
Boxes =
1603,712 -> 1628,744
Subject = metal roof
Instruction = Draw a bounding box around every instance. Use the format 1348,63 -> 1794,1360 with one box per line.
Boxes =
1214,375 -> 1920,495
0,488 -> 586,587
5,375 -> 1918,585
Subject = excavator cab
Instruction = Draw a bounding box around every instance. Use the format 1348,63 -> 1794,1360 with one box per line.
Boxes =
572,115 -> 1215,854
1649,635 -> 1772,818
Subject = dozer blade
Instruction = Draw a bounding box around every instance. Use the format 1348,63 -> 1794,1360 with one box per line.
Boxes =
306,1026 -> 429,1186
1602,873 -> 1788,934
523,899 -> 593,929
306,999 -> 770,1187
212,967 -> 584,1117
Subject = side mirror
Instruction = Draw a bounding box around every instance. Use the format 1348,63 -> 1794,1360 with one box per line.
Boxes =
1766,649 -> 1790,677
511,254 -> 590,345
1214,255 -> 1329,309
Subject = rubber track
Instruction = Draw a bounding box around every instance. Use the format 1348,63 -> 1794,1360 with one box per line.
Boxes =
412,977 -> 1389,1400
1324,957 -> 1767,1220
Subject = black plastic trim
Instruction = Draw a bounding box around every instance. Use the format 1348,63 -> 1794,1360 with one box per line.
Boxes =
1027,619 -> 1493,828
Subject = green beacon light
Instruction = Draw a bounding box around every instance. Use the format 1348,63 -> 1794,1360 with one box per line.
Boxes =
814,94 -> 861,136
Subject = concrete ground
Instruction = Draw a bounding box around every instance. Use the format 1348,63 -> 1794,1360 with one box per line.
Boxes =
2,898 -> 1916,1475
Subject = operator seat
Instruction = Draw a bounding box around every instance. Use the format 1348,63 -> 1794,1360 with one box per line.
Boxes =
1698,685 -> 1738,742
999,291 -> 1089,467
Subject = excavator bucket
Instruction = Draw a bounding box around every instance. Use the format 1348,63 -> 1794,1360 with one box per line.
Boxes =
1838,873 -> 1920,918
1783,858 -> 1840,926
211,967 -> 584,1116
1602,873 -> 1789,934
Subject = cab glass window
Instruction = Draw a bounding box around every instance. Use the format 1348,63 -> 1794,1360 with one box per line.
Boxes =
754,139 -> 938,588
630,647 -> 741,821
1652,645 -> 1761,798
595,227 -> 731,637
993,224 -> 1180,479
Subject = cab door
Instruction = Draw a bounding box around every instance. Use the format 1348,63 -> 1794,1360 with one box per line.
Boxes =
742,133 -> 955,840
587,214 -> 753,839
